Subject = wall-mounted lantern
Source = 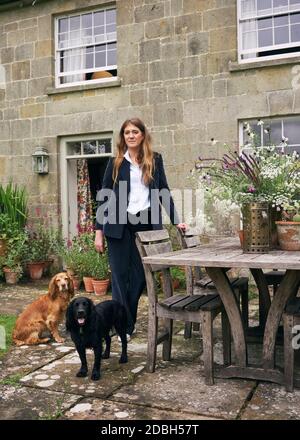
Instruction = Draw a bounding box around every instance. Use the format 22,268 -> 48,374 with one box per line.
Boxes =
32,147 -> 49,174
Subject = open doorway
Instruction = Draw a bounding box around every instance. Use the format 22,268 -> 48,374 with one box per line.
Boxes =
60,134 -> 113,239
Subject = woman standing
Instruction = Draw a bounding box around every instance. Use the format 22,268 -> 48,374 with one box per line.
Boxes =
95,118 -> 187,339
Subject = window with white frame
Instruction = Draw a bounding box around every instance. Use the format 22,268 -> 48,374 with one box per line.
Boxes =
240,116 -> 300,153
55,7 -> 117,87
238,0 -> 300,62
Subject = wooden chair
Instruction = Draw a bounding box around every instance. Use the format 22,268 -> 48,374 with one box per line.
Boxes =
283,297 -> 300,392
136,229 -> 231,385
177,228 -> 249,337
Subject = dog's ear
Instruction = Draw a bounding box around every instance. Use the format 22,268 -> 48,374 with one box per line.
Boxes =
48,275 -> 58,300
68,276 -> 75,298
66,301 -> 75,331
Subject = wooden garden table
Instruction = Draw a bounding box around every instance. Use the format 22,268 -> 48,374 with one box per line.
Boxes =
142,238 -> 300,384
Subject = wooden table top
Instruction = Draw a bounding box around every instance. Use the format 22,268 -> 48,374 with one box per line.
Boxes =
142,238 -> 300,270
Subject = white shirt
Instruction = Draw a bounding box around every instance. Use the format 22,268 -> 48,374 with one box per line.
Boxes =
124,150 -> 150,215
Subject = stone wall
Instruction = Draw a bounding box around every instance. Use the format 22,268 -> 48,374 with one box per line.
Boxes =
0,0 -> 299,227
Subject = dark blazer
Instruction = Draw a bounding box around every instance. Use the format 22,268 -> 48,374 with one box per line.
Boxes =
95,152 -> 179,239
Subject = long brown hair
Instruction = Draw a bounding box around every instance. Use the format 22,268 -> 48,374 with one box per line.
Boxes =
113,118 -> 154,185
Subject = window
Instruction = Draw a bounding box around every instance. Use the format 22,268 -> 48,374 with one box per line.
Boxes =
240,116 -> 300,153
238,0 -> 300,62
55,7 -> 117,87
66,137 -> 112,157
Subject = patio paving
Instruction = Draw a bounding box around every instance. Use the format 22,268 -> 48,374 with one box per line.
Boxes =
1,278 -> 300,420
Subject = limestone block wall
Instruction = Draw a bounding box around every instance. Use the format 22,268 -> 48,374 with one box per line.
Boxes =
0,0 -> 299,226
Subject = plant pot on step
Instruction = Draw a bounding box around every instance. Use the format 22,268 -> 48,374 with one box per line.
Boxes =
92,278 -> 110,296
83,276 -> 94,293
27,262 -> 45,280
3,267 -> 19,284
275,221 -> 300,251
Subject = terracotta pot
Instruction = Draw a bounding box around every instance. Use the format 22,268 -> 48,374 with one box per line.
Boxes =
92,279 -> 110,296
3,267 -> 19,284
83,276 -> 94,293
71,275 -> 81,290
27,262 -> 45,280
0,239 -> 7,257
276,221 -> 300,251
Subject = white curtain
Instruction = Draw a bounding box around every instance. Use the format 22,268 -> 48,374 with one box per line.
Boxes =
241,1 -> 257,59
63,35 -> 87,84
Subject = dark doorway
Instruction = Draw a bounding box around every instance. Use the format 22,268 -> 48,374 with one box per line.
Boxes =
87,157 -> 109,207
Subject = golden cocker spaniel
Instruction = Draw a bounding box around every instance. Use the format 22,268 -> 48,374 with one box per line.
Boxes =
13,272 -> 74,346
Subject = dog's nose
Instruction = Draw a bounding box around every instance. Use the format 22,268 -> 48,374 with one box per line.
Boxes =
77,310 -> 85,318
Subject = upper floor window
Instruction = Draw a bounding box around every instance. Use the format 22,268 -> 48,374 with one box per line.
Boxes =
55,7 -> 117,87
238,0 -> 300,62
240,115 -> 300,153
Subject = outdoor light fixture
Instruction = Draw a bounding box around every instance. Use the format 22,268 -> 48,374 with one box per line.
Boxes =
32,147 -> 49,174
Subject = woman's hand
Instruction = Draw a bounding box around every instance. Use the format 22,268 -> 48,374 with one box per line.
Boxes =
95,230 -> 105,253
176,223 -> 188,232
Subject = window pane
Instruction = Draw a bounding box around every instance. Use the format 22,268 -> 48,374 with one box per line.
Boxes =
257,0 -> 272,13
291,24 -> 300,41
59,18 -> 68,33
83,141 -> 97,155
243,122 -> 262,146
291,13 -> 300,24
258,29 -> 273,46
273,0 -> 288,11
96,139 -> 111,154
95,44 -> 105,52
107,42 -> 116,50
274,15 -> 288,26
106,9 -> 116,24
283,117 -> 300,144
95,51 -> 106,67
94,11 -> 104,26
263,120 -> 282,145
82,13 -> 92,28
241,0 -> 256,17
94,26 -> 105,35
290,0 -> 300,9
70,15 -> 80,31
106,23 -> 116,34
86,53 -> 94,69
258,17 -> 273,29
107,49 -> 116,65
243,31 -> 257,49
274,26 -> 289,44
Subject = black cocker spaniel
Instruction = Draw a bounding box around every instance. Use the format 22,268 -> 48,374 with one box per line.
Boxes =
66,297 -> 128,380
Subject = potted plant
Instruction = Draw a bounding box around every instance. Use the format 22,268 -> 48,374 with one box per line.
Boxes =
0,231 -> 27,284
90,251 -> 110,295
275,202 -> 300,251
77,250 -> 98,293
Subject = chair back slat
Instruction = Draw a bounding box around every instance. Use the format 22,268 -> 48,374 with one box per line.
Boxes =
136,229 -> 169,243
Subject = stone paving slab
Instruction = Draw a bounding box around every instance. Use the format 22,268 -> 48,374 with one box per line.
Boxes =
0,342 -> 74,380
109,362 -> 256,420
242,383 -> 300,420
63,398 -> 219,420
0,384 -> 81,420
20,350 -> 147,399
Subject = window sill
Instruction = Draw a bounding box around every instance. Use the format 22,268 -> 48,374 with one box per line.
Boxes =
229,56 -> 300,72
46,78 -> 121,95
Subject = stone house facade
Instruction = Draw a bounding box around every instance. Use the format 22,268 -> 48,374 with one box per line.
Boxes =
0,0 -> 299,237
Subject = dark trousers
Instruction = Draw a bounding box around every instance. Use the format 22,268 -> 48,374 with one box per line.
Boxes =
106,211 -> 152,335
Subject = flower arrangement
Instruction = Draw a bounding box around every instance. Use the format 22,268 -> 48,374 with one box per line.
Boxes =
191,123 -> 300,222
